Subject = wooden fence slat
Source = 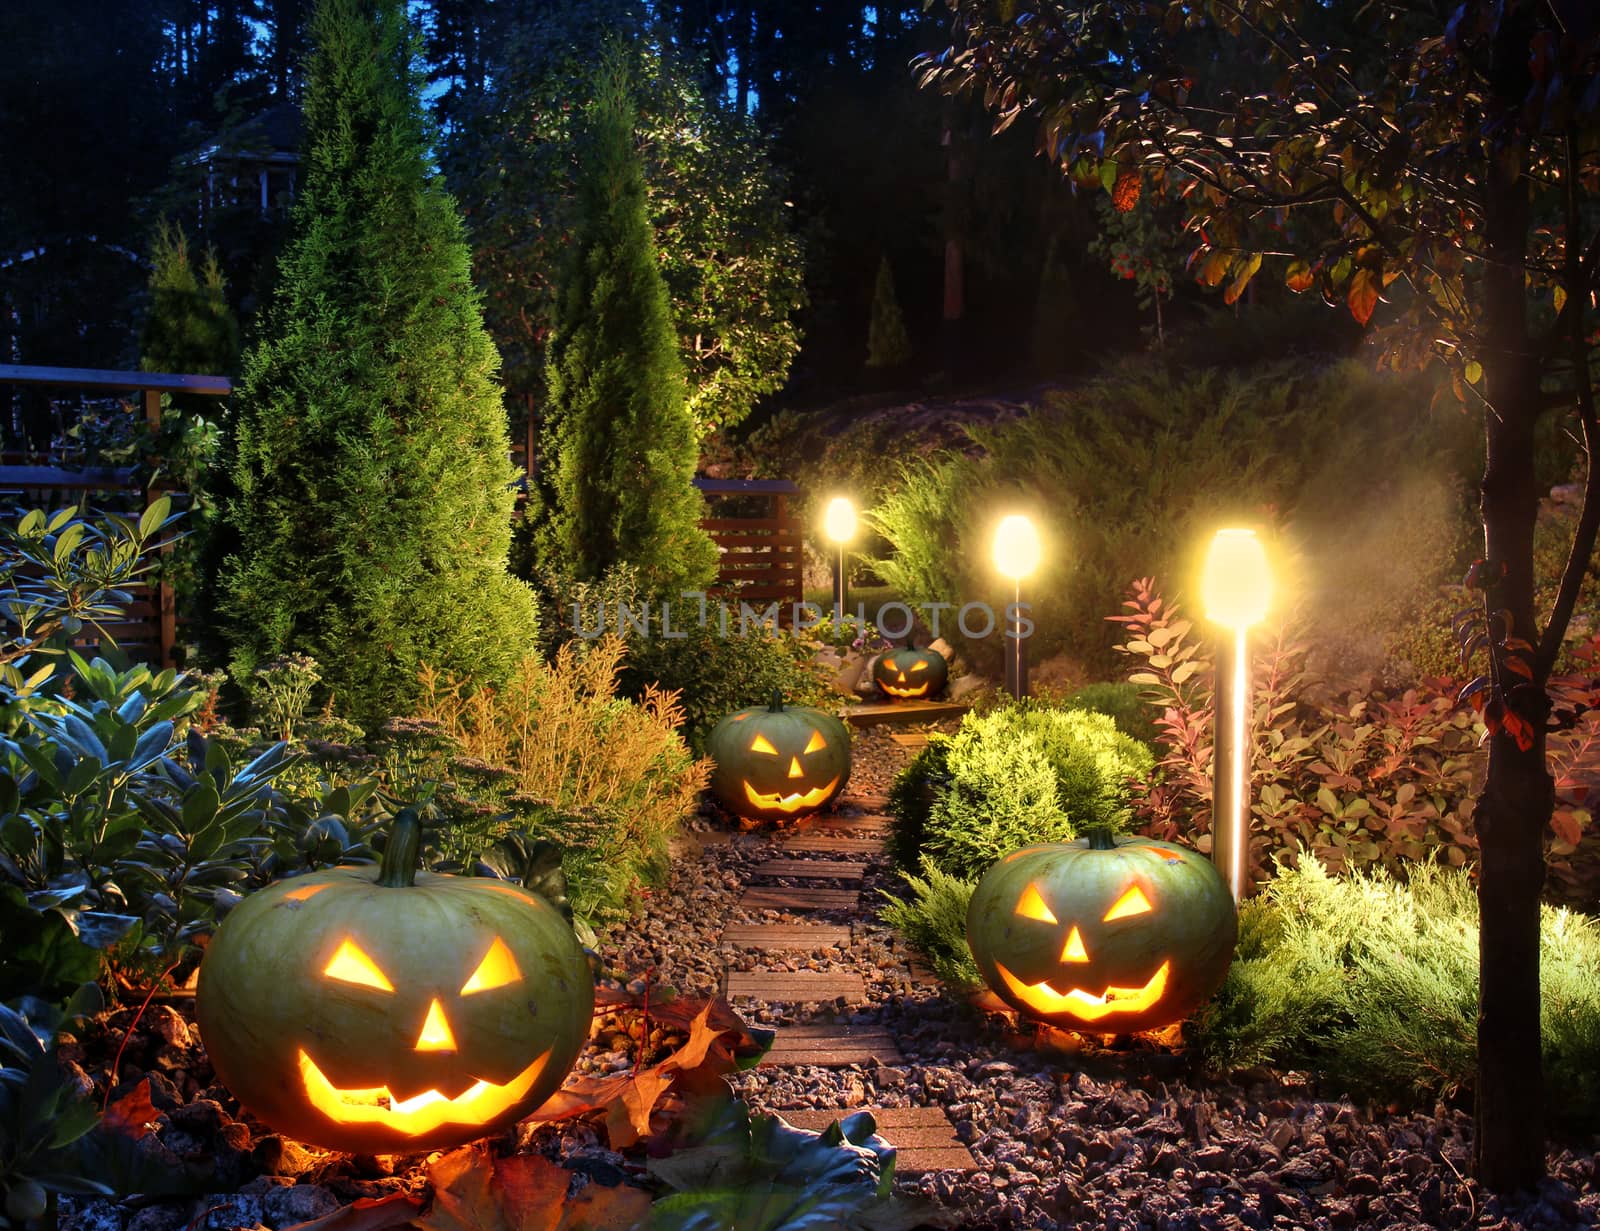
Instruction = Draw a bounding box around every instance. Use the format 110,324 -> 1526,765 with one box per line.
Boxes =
701,517 -> 805,533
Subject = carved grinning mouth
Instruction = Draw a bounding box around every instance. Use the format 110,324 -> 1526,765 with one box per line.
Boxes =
742,776 -> 841,812
297,1047 -> 551,1136
994,960 -> 1171,1022
880,681 -> 930,698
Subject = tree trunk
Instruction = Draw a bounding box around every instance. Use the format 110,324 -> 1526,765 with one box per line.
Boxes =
1472,130 -> 1550,1191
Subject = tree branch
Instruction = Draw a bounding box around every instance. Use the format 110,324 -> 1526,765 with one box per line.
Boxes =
1536,129 -> 1600,683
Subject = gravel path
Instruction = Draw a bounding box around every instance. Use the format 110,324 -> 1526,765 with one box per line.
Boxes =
597,725 -> 1600,1230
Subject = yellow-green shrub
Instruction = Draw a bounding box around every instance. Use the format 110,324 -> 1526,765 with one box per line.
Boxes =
415,636 -> 710,923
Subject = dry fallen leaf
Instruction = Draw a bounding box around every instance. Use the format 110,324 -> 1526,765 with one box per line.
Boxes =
101,1078 -> 158,1140
278,1192 -> 423,1231
414,1143 -> 651,1231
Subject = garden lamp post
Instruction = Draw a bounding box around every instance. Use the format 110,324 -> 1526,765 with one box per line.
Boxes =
993,514 -> 1041,701
823,496 -> 857,621
1200,527 -> 1273,902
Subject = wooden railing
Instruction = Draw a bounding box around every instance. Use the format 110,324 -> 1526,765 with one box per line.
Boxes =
693,478 -> 805,612
0,368 -> 807,661
0,364 -> 234,669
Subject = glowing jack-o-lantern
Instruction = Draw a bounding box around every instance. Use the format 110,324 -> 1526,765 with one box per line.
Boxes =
872,642 -> 949,701
707,691 -> 851,821
966,832 -> 1235,1033
196,810 -> 593,1153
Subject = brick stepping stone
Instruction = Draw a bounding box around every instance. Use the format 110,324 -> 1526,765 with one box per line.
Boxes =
780,834 -> 884,855
776,1106 -> 978,1173
752,858 -> 866,882
718,923 -> 853,950
761,1023 -> 904,1067
740,886 -> 861,911
889,733 -> 930,749
844,700 -> 970,728
814,815 -> 891,835
724,969 -> 867,1003
837,792 -> 891,811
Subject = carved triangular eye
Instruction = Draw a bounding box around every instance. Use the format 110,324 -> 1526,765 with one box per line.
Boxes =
1016,884 -> 1057,923
324,939 -> 393,991
461,937 -> 522,994
909,661 -> 928,672
1103,885 -> 1153,921
804,729 -> 827,754
750,733 -> 778,755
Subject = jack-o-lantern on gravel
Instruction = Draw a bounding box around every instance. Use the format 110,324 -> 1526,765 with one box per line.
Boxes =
872,641 -> 948,700
196,810 -> 593,1153
966,832 -> 1236,1033
707,692 -> 851,821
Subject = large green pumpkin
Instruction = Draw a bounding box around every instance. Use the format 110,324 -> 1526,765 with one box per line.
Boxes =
872,641 -> 948,700
966,832 -> 1235,1033
707,692 -> 851,821
196,811 -> 593,1153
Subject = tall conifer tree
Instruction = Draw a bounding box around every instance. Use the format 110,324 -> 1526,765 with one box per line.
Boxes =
532,48 -> 717,595
218,0 -> 537,725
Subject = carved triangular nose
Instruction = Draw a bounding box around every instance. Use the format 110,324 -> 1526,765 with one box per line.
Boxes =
414,998 -> 457,1052
788,757 -> 804,778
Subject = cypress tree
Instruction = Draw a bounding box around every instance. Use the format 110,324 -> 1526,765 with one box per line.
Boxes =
866,254 -> 913,370
531,48 -> 718,595
140,219 -> 239,378
217,0 -> 538,725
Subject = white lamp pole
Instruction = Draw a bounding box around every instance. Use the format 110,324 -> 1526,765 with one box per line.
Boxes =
822,497 -> 857,622
992,514 -> 1041,701
1200,528 -> 1273,902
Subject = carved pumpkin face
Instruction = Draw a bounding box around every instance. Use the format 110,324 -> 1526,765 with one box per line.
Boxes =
196,817 -> 593,1153
966,834 -> 1236,1033
707,694 -> 852,821
872,645 -> 948,700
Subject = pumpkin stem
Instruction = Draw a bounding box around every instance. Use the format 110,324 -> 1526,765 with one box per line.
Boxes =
768,689 -> 785,713
1085,826 -> 1118,851
377,808 -> 423,887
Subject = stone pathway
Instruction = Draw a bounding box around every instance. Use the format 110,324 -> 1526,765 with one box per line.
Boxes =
713,792 -> 978,1175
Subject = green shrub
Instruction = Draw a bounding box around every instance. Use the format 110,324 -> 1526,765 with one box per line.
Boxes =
412,637 -> 709,926
217,0 -> 539,727
618,621 -> 833,756
868,357 -> 1475,675
888,703 -> 1154,880
877,859 -> 981,990
1060,680 -> 1160,745
1189,858 -> 1600,1130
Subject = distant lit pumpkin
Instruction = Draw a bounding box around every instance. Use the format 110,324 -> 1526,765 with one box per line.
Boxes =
196,810 -> 593,1153
707,692 -> 851,821
872,642 -> 948,700
966,833 -> 1235,1033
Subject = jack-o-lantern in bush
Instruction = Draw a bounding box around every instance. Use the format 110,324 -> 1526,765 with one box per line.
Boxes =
196,811 -> 593,1153
966,832 -> 1235,1033
872,641 -> 948,700
707,692 -> 851,821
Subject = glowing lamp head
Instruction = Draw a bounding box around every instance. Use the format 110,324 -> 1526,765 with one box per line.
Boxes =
823,497 -> 857,545
1201,528 -> 1272,629
993,514 -> 1041,581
